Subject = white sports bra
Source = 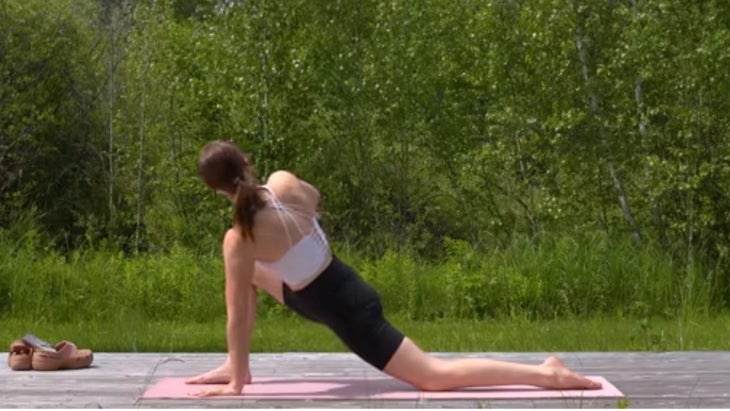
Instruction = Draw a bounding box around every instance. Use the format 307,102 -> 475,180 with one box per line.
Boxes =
256,185 -> 331,289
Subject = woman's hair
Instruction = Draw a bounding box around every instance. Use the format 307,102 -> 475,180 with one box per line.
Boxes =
198,140 -> 265,241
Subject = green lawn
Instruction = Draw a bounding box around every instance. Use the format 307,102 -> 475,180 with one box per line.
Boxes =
2,314 -> 728,353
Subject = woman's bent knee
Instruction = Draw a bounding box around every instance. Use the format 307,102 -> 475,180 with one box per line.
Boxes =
407,362 -> 453,391
383,339 -> 452,391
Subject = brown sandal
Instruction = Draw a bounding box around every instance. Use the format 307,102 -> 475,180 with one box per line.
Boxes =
22,334 -> 94,371
7,340 -> 33,371
31,341 -> 93,371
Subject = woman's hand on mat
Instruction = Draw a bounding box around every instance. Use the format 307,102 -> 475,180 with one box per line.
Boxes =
191,382 -> 244,397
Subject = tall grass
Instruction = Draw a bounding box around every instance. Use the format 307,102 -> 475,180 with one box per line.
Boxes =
0,230 -> 226,324
352,233 -> 717,320
0,229 -> 719,326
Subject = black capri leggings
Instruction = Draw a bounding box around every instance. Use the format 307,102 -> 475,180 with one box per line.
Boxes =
282,256 -> 405,370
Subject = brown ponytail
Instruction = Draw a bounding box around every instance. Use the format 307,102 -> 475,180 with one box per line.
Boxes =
198,140 -> 264,241
233,176 -> 265,241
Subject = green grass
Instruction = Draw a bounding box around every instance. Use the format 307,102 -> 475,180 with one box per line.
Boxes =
0,231 -> 722,324
2,227 -> 728,356
2,314 -> 728,353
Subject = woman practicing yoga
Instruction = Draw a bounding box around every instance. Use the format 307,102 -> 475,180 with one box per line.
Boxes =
188,140 -> 602,396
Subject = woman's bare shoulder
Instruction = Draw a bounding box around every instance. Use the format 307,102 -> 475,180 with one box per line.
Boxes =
266,170 -> 297,184
265,170 -> 300,193
265,170 -> 320,205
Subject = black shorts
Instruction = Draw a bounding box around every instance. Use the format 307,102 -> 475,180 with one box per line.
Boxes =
282,256 -> 405,370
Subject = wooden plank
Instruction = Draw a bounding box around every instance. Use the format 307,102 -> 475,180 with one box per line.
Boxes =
2,352 -> 729,408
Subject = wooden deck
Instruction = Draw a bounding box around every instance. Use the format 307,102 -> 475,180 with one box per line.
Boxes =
2,352 -> 729,408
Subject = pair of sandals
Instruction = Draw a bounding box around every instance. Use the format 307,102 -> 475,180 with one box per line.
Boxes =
7,334 -> 93,371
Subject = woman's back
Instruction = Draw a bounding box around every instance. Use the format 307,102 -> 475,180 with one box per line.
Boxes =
251,171 -> 332,289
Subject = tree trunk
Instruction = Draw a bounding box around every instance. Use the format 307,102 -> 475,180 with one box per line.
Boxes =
107,12 -> 116,227
631,0 -> 665,246
135,61 -> 149,253
256,0 -> 272,177
575,3 -> 642,244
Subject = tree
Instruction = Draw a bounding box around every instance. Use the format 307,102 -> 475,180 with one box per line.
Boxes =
0,0 -> 107,247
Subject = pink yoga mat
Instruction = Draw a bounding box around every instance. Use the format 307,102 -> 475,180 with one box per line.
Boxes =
141,376 -> 623,401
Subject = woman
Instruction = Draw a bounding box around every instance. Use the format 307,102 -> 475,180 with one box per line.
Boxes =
188,140 -> 601,396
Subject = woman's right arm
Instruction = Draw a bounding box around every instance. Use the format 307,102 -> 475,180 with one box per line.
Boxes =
267,170 -> 321,211
297,178 -> 321,206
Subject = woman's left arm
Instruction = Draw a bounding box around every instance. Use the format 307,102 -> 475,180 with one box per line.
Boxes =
195,229 -> 254,397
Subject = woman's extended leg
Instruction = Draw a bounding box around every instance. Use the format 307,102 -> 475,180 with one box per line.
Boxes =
383,338 -> 601,391
186,264 -> 283,384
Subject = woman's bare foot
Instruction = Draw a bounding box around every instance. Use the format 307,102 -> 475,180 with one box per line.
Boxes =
185,362 -> 252,385
540,356 -> 602,390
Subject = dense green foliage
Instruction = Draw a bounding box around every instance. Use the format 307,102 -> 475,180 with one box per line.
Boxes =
2,0 -> 730,318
